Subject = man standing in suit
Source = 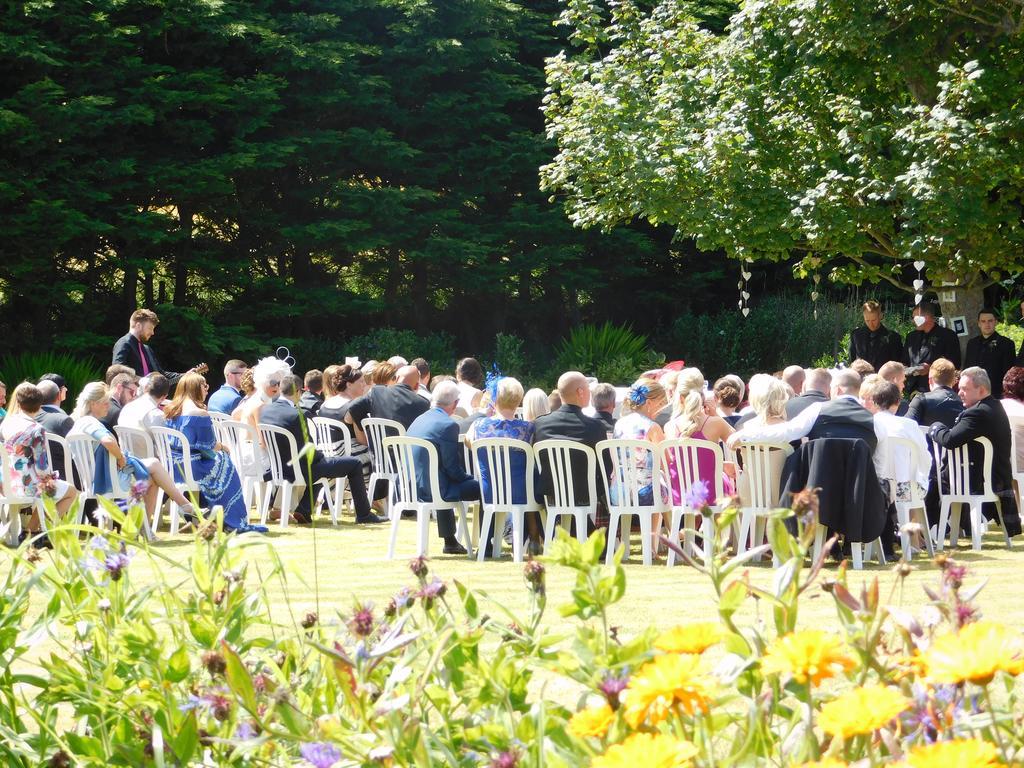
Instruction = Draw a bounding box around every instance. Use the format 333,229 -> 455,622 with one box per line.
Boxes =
260,375 -> 384,525
533,371 -> 609,507
406,380 -> 480,555
929,367 -> 1022,537
729,369 -> 880,452
111,309 -> 187,389
964,308 -> 1016,398
208,360 -> 248,415
906,358 -> 963,428
785,368 -> 831,419
904,301 -> 962,393
849,300 -> 904,372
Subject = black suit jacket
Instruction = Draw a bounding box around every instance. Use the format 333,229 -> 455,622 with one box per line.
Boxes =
849,324 -> 903,372
533,404 -> 608,504
785,390 -> 829,420
906,386 -> 963,428
904,325 -> 962,392
101,398 -> 122,432
299,390 -> 323,418
931,395 -> 1015,495
965,332 -> 1016,397
111,332 -> 181,387
259,397 -> 319,481
806,397 -> 877,452
348,384 -> 429,432
36,405 -> 74,478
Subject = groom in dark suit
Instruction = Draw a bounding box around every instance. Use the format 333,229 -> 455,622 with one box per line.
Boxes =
260,375 -> 385,525
111,308 -> 186,389
406,380 -> 480,555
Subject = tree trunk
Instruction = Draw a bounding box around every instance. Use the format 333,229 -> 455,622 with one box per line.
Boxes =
174,203 -> 193,306
937,285 -> 985,361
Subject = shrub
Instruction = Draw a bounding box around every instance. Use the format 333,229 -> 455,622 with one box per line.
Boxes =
343,327 -> 456,372
555,322 -> 664,385
0,351 -> 103,404
491,332 -> 528,378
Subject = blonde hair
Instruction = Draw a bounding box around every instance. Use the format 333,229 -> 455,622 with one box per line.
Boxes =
73,382 -> 109,420
522,388 -> 549,421
748,374 -> 788,421
620,377 -> 666,416
670,368 -> 706,437
495,377 -> 524,411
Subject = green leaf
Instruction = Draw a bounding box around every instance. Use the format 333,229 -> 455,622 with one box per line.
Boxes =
221,641 -> 258,715
165,646 -> 190,683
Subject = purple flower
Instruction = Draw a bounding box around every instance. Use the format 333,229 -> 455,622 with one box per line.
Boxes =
300,742 -> 341,768
348,604 -> 375,638
408,555 -> 429,579
129,479 -> 149,503
490,750 -> 519,768
88,535 -> 110,553
599,673 -> 629,709
104,544 -> 133,581
235,721 -> 258,741
683,479 -> 710,510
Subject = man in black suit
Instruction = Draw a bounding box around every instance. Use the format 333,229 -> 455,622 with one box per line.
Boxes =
591,383 -> 618,433
929,366 -> 1021,537
299,369 -> 324,418
102,372 -> 138,431
906,358 -> 963,428
346,365 -> 430,443
849,300 -> 904,372
904,301 -> 962,393
729,369 -> 879,452
964,308 -> 1016,398
35,379 -> 74,479
110,308 -> 187,388
877,361 -> 911,416
784,368 -> 831,420
533,371 -> 609,508
260,375 -> 384,525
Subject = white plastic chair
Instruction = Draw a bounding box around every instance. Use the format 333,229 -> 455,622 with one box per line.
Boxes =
885,436 -> 934,561
533,439 -> 596,553
597,439 -> 666,566
471,438 -> 541,562
310,416 -> 351,523
150,426 -> 202,535
208,411 -> 229,443
362,417 -> 405,515
660,438 -> 728,565
0,442 -> 31,544
383,436 -> 472,559
734,441 -> 793,557
45,434 -> 75,496
65,433 -> 133,531
933,436 -> 1012,551
115,425 -> 163,520
257,424 -> 308,529
219,420 -> 265,515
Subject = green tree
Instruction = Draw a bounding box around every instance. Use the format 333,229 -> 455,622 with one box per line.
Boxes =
542,0 -> 1024,328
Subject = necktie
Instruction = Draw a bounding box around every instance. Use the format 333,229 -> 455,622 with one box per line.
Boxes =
138,340 -> 150,375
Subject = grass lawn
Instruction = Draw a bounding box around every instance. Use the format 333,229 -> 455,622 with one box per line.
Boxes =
5,512 -> 1020,640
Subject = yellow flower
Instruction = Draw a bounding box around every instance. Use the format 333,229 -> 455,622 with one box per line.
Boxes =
761,630 -> 856,686
897,739 -> 1000,767
620,653 -> 712,727
922,620 -> 1024,686
793,760 -> 847,768
567,703 -> 615,739
592,732 -> 699,768
655,623 -> 726,654
818,684 -> 908,739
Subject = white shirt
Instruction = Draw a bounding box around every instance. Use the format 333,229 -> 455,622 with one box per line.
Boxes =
872,410 -> 932,492
732,395 -> 885,447
117,395 -> 166,431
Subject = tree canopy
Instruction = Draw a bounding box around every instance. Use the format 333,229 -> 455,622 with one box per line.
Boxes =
542,0 -> 1024,297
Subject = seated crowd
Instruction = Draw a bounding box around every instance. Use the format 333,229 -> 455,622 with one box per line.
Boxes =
3,303 -> 1024,562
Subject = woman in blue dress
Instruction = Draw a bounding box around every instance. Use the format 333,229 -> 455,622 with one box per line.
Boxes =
163,373 -> 266,533
466,376 -> 542,555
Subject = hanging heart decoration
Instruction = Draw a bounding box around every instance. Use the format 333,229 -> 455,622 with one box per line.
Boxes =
736,280 -> 744,290
741,270 -> 752,281
738,299 -> 744,308
914,293 -> 923,304
742,291 -> 750,300
811,291 -> 819,301
742,307 -> 750,317
913,279 -> 924,291
813,274 -> 821,284
913,261 -> 926,272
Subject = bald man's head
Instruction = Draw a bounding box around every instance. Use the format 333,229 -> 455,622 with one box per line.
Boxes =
782,365 -> 805,394
557,371 -> 590,407
397,365 -> 420,389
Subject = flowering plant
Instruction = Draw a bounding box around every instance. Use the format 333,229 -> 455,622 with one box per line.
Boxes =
2,491 -> 1024,766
